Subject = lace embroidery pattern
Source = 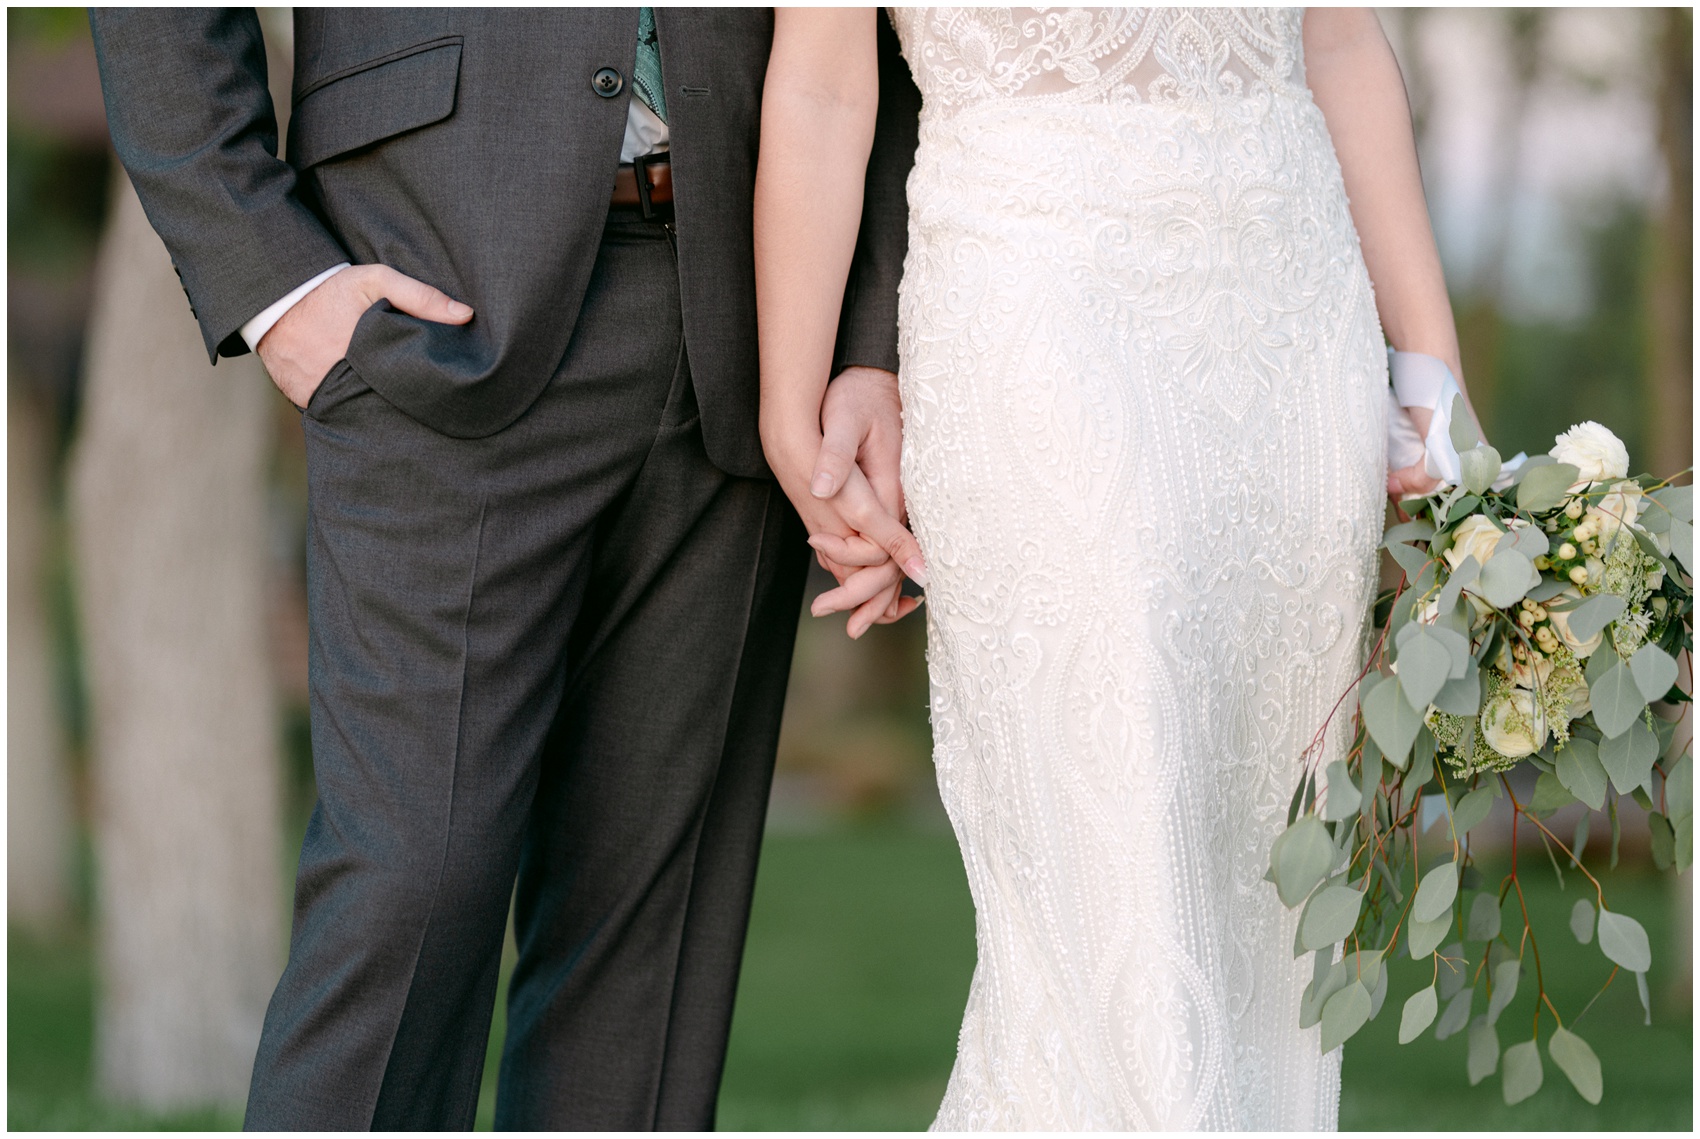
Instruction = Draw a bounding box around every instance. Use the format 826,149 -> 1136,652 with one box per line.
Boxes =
891,7 -> 1385,1130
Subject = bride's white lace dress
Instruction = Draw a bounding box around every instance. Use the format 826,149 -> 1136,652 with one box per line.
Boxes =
891,8 -> 1387,1129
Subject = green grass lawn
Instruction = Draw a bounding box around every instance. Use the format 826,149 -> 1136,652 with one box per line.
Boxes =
10,823 -> 1692,1130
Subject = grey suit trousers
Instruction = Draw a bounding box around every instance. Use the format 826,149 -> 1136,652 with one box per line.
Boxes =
245,212 -> 808,1130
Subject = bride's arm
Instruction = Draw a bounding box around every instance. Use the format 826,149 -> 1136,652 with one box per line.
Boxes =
1304,8 -> 1481,496
757,7 -> 926,630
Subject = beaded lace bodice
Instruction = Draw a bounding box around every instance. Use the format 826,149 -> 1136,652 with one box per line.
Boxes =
889,7 -> 1385,1131
888,7 -> 1306,116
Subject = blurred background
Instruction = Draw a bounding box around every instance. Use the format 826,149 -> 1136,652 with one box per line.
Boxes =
6,7 -> 1691,1130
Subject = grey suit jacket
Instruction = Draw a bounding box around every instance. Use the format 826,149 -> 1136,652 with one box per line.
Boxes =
89,8 -> 921,478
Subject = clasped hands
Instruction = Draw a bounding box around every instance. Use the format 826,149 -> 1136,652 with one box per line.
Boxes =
765,366 -> 927,639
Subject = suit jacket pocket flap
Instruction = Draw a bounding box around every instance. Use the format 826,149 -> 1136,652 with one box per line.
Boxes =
288,39 -> 462,169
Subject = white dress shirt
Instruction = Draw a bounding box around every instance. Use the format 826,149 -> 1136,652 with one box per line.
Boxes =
241,99 -> 671,352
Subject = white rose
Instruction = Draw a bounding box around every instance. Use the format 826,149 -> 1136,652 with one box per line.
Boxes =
1589,480 -> 1643,547
1550,421 -> 1630,488
1445,515 -> 1504,572
1480,688 -> 1548,759
1544,587 -> 1603,658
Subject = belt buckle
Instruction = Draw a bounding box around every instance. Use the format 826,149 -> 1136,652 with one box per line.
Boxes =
634,151 -> 666,220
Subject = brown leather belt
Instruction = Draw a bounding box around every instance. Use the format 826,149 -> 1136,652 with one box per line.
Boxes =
612,154 -> 673,217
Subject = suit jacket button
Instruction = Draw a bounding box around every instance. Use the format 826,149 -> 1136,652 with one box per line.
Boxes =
592,67 -> 624,97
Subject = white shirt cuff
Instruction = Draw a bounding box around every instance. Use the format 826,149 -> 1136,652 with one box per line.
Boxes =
239,263 -> 351,352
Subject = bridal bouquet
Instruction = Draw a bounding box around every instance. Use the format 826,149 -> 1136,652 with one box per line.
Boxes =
1268,407 -> 1692,1106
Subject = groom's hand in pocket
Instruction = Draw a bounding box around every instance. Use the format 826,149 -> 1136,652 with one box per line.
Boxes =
256,265 -> 473,410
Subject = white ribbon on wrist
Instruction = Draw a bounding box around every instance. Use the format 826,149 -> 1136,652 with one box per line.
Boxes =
1386,348 -> 1525,490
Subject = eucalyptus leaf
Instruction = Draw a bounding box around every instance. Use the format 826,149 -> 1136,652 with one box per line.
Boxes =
1299,884 -> 1365,951
1511,524 -> 1550,559
1299,953 -> 1345,1029
1502,1039 -> 1544,1105
1452,786 -> 1496,837
1599,718 -> 1658,796
1286,771 -> 1307,827
1383,518 -> 1438,546
1369,959 -> 1390,1020
1636,970 -> 1651,1025
1596,909 -> 1651,972
1271,816 -> 1337,908
1629,644 -> 1679,704
1547,1026 -> 1603,1105
1466,891 -> 1502,941
1397,628 -> 1454,711
1555,739 -> 1608,811
1650,483 -> 1693,522
1412,861 -> 1459,924
1362,675 -> 1423,767
1476,549 -> 1540,608
1584,640 -> 1620,687
1407,911 -> 1451,959
1590,663 -> 1648,740
1435,555 -> 1479,616
1467,1016 -> 1500,1085
1409,727 -> 1437,790
1564,594 -> 1627,644
1527,576 -> 1571,603
1518,462 -> 1581,513
1433,662 -> 1483,716
1638,495 -> 1673,535
1399,985 -> 1437,1044
1323,760 -> 1361,822
1385,539 -> 1431,579
1648,812 -> 1675,871
1435,986 -> 1474,1040
1530,771 -> 1577,817
1320,981 -> 1372,1053
1508,453 -> 1557,484
1446,493 -> 1483,525
1570,898 -> 1595,944
1448,393 -> 1478,454
1459,445 -> 1502,496
1672,517 -> 1693,575
1486,958 -> 1520,1025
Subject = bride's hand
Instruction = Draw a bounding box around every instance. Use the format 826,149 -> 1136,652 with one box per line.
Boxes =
805,462 -> 926,637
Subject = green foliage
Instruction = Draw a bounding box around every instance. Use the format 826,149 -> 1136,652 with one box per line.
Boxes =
1502,1040 -> 1545,1105
1595,910 -> 1651,973
1547,1027 -> 1603,1105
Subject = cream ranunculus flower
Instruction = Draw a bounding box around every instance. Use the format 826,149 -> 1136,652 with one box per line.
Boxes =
1445,514 -> 1504,572
1480,687 -> 1548,758
1590,479 -> 1644,547
1551,421 -> 1630,488
1545,587 -> 1604,658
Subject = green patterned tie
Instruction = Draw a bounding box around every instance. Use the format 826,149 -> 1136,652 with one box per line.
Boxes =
633,7 -> 667,122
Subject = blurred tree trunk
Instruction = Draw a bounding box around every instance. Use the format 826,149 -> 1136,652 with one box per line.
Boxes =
1648,7 -> 1692,480
1647,7 -> 1693,1005
69,169 -> 283,1110
1455,9 -> 1546,432
8,380 -> 75,934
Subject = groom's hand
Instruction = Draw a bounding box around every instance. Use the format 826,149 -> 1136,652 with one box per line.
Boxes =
257,265 -> 473,409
